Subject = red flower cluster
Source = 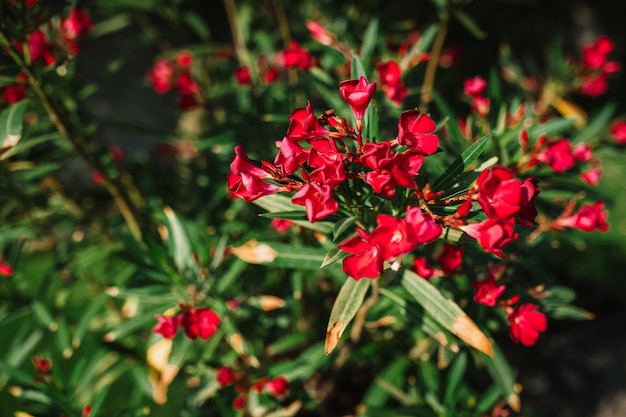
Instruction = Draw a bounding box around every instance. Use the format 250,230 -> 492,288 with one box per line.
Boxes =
216,367 -> 289,411
579,35 -> 621,97
610,121 -> 626,144
146,51 -> 202,109
153,305 -> 221,340
463,75 -> 490,119
461,166 -> 539,258
519,131 -> 603,186
411,242 -> 463,279
507,303 -> 547,346
234,40 -> 312,86
0,7 -> 92,103
376,60 -> 409,105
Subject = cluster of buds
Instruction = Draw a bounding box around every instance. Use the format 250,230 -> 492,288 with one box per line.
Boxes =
578,35 -> 621,97
216,366 -> 289,410
0,6 -> 92,104
146,51 -> 202,110
153,305 -> 221,340
234,40 -> 313,86
463,76 -> 490,119
518,130 -> 602,185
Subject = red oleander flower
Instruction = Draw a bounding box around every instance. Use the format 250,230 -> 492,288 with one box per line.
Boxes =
306,20 -> 334,45
572,142 -> 593,161
265,376 -> 289,397
476,166 -> 522,220
180,307 -> 221,340
1,79 -> 27,103
307,150 -> 346,188
276,41 -> 312,70
27,29 -> 56,66
216,366 -> 239,387
609,121 -> 626,144
274,137 -> 309,175
234,67 -> 252,85
360,142 -> 424,197
536,138 -> 575,174
582,35 -> 613,70
472,275 -> 506,307
339,76 -> 376,122
396,110 -> 438,155
338,228 -> 385,280
376,60 -> 402,86
153,314 -> 180,339
232,395 -> 246,410
286,101 -> 328,141
555,201 -> 609,232
381,81 -> 409,105
437,243 -> 463,275
470,96 -> 490,118
580,75 -> 608,97
31,357 -> 52,375
462,217 -> 518,258
82,404 -> 91,417
463,76 -> 487,96
580,167 -> 602,186
61,8 -> 92,42
227,145 -> 279,202
411,257 -> 440,279
147,58 -> 174,94
518,177 -> 540,226
291,183 -> 338,223
0,262 -> 14,276
270,218 -> 294,233
507,303 -> 547,346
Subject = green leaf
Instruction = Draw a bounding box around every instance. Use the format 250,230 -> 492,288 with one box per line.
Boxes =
333,216 -> 357,241
443,351 -> 467,407
163,207 -> 201,281
432,90 -> 466,148
485,343 -> 520,412
572,101 -> 617,144
258,210 -> 308,221
253,194 -> 334,234
325,278 -> 371,355
360,18 -> 379,68
0,100 -> 28,154
72,293 -> 108,349
400,269 -> 492,356
1,132 -> 62,161
528,117 -> 577,138
362,357 -> 410,408
182,11 -> 211,40
451,8 -> 486,39
351,54 -> 368,79
432,133 -> 492,191
320,247 -> 347,268
476,383 -> 504,414
231,240 -> 327,270
31,300 -> 58,332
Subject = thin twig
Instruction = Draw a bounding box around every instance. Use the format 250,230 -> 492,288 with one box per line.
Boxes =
0,30 -> 144,241
420,16 -> 449,112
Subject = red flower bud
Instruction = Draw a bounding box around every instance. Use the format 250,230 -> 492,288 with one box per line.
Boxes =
339,76 -> 376,122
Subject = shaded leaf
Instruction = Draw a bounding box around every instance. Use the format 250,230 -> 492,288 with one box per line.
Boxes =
432,133 -> 492,192
325,278 -> 371,355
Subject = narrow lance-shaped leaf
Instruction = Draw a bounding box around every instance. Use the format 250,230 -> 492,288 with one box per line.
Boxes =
432,132 -> 492,192
325,278 -> 371,355
400,269 -> 493,356
485,342 -> 520,412
0,100 -> 28,157
163,207 -> 200,281
230,240 -> 327,270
